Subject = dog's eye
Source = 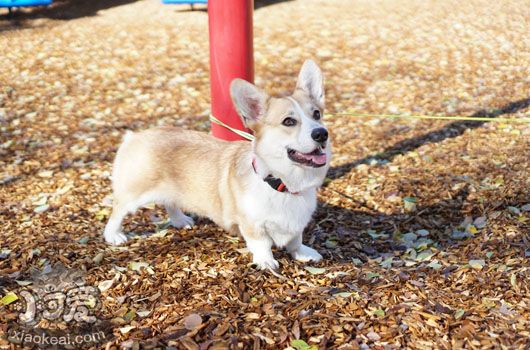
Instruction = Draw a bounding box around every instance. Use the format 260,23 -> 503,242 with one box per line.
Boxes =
313,110 -> 321,120
282,117 -> 297,127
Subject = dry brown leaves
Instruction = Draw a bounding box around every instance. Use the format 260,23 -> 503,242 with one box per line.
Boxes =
1,0 -> 529,349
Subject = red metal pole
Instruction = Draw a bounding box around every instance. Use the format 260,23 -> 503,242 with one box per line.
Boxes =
208,0 -> 254,141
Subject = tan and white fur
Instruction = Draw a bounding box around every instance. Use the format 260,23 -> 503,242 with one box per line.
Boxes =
103,60 -> 331,269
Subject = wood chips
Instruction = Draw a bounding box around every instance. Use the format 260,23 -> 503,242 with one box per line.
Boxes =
0,0 -> 529,348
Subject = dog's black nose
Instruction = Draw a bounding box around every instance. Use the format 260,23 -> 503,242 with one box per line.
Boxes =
311,128 -> 328,143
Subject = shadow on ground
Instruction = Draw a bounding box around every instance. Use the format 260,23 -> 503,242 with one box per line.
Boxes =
310,183 -> 528,264
327,97 -> 530,181
0,0 -> 139,32
310,188 -> 473,264
255,0 -> 292,9
1,0 -> 139,20
1,0 -> 293,22
172,0 -> 294,13
309,96 -> 530,263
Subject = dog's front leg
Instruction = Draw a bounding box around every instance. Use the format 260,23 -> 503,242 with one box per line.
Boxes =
286,234 -> 323,263
241,224 -> 279,270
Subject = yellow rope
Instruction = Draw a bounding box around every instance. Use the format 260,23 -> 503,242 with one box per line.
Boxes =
210,114 -> 255,140
327,112 -> 530,123
210,111 -> 529,141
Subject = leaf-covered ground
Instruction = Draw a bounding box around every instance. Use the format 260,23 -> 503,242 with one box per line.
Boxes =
1,0 -> 529,349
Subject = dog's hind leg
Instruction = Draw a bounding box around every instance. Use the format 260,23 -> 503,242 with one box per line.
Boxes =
104,194 -> 150,245
104,202 -> 129,245
165,204 -> 194,229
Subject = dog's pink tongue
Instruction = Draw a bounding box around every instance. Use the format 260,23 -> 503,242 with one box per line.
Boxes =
311,153 -> 327,165
300,152 -> 327,165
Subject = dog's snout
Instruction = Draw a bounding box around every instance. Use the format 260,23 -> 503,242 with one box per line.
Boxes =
311,128 -> 328,144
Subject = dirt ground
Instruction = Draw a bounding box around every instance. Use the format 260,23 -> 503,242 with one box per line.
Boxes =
0,0 -> 529,349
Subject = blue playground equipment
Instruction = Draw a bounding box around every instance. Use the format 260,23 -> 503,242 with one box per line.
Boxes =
162,0 -> 207,10
0,0 -> 52,15
162,0 -> 207,3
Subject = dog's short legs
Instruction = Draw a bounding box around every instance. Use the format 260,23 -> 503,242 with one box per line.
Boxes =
246,236 -> 278,270
165,205 -> 194,229
104,195 -> 148,245
104,204 -> 128,245
242,226 -> 278,270
286,234 -> 323,263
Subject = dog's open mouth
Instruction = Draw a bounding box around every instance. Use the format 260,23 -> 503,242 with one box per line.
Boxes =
287,147 -> 327,167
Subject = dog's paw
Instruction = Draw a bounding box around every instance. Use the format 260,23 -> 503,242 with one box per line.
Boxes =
291,244 -> 323,262
169,214 -> 194,229
104,231 -> 128,245
253,256 -> 280,270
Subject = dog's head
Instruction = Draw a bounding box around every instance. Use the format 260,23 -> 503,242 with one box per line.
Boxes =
230,60 -> 331,189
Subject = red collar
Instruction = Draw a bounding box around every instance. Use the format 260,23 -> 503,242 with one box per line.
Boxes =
252,159 -> 299,195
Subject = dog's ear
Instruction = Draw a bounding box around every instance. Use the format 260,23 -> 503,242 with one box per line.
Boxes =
296,59 -> 324,105
230,79 -> 269,129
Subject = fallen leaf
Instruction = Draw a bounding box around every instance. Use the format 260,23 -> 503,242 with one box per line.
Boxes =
32,195 -> 48,206
304,266 -> 326,275
454,309 -> 465,320
366,272 -> 380,280
184,313 -> 202,330
0,249 -> 11,259
427,260 -> 443,270
95,208 -> 110,221
37,170 -> 53,178
401,232 -> 418,245
1,292 -> 18,305
510,273 -> 517,289
291,339 -> 316,350
416,229 -> 430,237
498,303 -> 514,315
15,280 -> 32,286
414,238 -> 434,250
98,279 -> 114,292
451,230 -> 473,240
403,197 -> 417,212
482,298 -> 496,309
333,292 -> 354,298
93,252 -> 104,264
366,331 -> 381,341
367,230 -> 387,239
469,259 -> 485,270
473,216 -> 487,229
137,310 -> 151,317
372,309 -> 385,317
119,326 -> 135,334
380,257 -> 393,268
34,204 -> 50,213
124,309 -> 136,321
416,250 -> 434,262
466,225 -> 478,234
325,271 -> 348,278
351,258 -> 363,266
324,237 -> 339,248
129,261 -> 152,272
151,229 -> 168,238
245,312 -> 260,320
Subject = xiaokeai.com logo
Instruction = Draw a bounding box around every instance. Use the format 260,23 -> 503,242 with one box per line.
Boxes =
3,263 -> 114,349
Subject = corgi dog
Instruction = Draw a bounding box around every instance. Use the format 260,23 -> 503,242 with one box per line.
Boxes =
103,60 -> 331,269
